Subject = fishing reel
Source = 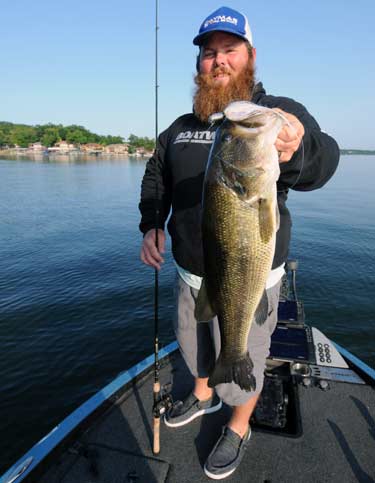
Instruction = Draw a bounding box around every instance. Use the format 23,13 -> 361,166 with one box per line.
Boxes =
153,382 -> 173,417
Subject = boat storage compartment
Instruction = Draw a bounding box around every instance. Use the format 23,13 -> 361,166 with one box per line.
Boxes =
251,363 -> 303,438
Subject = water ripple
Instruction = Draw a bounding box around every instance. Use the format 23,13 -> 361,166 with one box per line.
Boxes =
0,155 -> 374,473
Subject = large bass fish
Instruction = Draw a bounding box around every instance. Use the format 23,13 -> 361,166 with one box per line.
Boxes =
195,101 -> 286,392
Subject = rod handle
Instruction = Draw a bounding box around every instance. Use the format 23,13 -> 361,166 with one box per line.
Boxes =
153,416 -> 160,454
153,381 -> 161,454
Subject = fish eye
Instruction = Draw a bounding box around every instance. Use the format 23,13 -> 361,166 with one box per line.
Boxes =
222,133 -> 232,143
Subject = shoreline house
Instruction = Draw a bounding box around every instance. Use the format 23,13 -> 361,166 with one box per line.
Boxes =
134,147 -> 153,158
103,143 -> 129,155
135,147 -> 150,157
28,142 -> 46,151
80,143 -> 104,153
48,141 -> 76,153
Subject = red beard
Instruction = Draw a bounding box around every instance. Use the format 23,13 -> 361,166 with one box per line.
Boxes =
193,61 -> 256,123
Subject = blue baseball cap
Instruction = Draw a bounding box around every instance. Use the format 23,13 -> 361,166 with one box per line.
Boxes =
193,6 -> 253,46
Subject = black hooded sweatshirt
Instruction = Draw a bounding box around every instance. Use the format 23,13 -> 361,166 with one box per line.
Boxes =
139,83 -> 340,276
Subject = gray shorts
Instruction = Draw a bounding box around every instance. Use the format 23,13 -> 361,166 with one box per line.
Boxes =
173,274 -> 281,406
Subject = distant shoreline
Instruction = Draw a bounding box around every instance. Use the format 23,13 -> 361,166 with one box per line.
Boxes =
1,149 -> 374,160
0,148 -> 153,159
340,150 -> 375,155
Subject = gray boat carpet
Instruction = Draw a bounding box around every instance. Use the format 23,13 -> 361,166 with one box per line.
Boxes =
38,443 -> 170,483
39,351 -> 375,483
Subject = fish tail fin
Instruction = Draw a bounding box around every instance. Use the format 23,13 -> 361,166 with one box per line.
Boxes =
208,352 -> 256,392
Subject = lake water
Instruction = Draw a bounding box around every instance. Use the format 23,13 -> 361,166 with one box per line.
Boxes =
0,154 -> 374,474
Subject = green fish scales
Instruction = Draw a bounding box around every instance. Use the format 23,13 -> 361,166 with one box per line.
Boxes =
196,101 -> 285,392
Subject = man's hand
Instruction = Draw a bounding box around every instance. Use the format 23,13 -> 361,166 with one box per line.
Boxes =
140,229 -> 166,270
273,109 -> 305,163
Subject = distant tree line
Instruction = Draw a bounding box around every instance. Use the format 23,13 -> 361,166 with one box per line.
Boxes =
0,122 -> 124,147
127,134 -> 155,153
0,122 -> 155,151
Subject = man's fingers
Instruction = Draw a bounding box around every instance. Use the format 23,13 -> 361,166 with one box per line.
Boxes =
142,233 -> 164,266
278,151 -> 292,163
278,122 -> 303,141
273,109 -> 305,164
278,125 -> 296,141
146,241 -> 164,264
145,228 -> 166,254
158,231 -> 166,254
141,228 -> 165,269
141,246 -> 161,270
141,246 -> 152,266
275,138 -> 301,152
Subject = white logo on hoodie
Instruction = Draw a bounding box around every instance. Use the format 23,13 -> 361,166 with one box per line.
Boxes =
174,130 -> 216,144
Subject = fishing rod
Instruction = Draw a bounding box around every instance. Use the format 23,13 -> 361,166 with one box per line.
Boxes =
152,0 -> 172,456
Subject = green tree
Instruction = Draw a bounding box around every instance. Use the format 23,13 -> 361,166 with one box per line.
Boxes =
127,134 -> 155,151
58,125 -> 67,140
101,135 -> 124,145
0,123 -> 13,146
42,128 -> 60,147
66,128 -> 88,144
0,132 -> 7,146
11,126 -> 38,147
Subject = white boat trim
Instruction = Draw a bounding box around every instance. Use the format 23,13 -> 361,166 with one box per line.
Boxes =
0,341 -> 178,483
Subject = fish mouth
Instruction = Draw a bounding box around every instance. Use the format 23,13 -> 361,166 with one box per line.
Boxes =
236,119 -> 266,130
232,117 -> 269,136
223,101 -> 282,134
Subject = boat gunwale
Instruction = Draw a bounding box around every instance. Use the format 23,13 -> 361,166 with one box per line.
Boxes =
0,341 -> 179,483
334,342 -> 375,386
1,336 -> 374,483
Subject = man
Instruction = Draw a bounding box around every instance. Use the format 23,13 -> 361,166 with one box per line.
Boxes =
139,6 -> 339,480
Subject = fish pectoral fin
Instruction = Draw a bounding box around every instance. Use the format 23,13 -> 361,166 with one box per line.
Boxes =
254,289 -> 269,326
194,278 -> 216,323
259,197 -> 277,243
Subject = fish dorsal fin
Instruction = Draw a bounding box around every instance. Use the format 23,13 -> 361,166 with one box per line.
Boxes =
259,198 -> 277,243
194,278 -> 216,322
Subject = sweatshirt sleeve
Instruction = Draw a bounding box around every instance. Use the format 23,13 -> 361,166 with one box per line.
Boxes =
272,97 -> 340,192
138,128 -> 172,235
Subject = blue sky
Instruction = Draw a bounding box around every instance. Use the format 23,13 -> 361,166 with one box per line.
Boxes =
1,1 -> 374,148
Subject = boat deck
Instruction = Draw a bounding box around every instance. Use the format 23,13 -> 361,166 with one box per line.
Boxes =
38,350 -> 375,483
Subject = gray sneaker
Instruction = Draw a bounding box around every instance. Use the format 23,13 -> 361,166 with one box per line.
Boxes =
204,425 -> 251,480
164,392 -> 222,428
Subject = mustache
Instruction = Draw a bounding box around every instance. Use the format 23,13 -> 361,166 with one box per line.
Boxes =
211,66 -> 231,77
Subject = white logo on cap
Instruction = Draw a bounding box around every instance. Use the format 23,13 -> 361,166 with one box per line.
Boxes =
204,15 -> 238,28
